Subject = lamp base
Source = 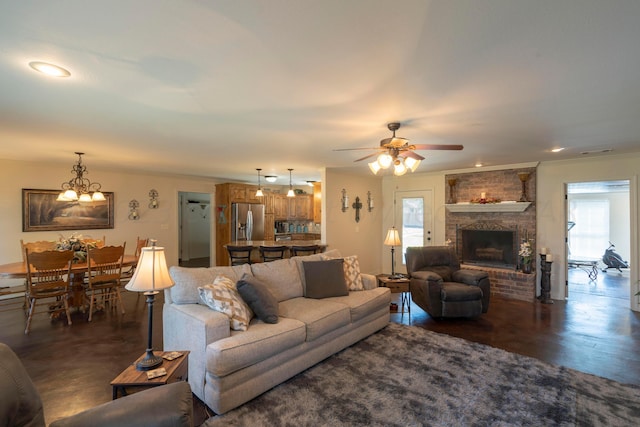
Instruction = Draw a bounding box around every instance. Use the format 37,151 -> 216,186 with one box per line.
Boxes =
135,349 -> 163,371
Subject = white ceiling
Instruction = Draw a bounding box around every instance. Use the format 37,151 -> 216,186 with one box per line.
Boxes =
1,0 -> 640,185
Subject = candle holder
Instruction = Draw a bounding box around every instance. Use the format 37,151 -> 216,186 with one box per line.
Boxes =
538,254 -> 554,304
447,178 -> 457,204
518,172 -> 530,202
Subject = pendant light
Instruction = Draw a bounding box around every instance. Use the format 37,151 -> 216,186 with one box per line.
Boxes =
287,168 -> 295,197
255,168 -> 264,197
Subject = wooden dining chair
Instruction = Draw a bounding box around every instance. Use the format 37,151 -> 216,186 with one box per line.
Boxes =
290,245 -> 322,257
85,244 -> 126,322
259,245 -> 288,262
20,240 -> 57,265
121,237 -> 149,283
24,249 -> 75,334
227,245 -> 253,266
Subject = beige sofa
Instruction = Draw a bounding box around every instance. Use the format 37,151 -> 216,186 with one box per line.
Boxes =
163,250 -> 390,414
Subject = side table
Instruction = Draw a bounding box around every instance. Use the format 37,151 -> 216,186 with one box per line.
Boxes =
377,274 -> 411,313
111,350 -> 189,399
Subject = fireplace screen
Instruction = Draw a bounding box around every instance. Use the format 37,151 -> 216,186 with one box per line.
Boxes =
459,229 -> 517,269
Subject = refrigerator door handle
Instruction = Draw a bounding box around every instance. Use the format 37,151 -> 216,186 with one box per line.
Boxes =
246,210 -> 253,241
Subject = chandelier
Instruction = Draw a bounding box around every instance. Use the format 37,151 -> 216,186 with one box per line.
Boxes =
57,152 -> 106,202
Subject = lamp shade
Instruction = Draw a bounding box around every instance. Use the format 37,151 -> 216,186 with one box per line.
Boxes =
384,227 -> 401,246
125,245 -> 174,293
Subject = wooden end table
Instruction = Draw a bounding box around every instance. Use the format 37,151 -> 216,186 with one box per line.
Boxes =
110,351 -> 189,399
377,274 -> 411,313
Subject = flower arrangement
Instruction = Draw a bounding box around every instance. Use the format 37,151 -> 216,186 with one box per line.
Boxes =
56,233 -> 98,262
519,241 -> 533,264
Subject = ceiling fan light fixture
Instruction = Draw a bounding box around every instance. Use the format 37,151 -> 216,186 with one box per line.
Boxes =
377,153 -> 393,169
404,157 -> 421,172
393,159 -> 407,176
368,161 -> 381,175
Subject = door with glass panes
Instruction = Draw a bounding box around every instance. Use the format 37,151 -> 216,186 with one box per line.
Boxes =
393,190 -> 434,274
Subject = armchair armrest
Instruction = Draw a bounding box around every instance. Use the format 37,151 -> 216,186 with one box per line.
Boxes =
410,270 -> 444,283
49,382 -> 193,427
452,269 -> 488,286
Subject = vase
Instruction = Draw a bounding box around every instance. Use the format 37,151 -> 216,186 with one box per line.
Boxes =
522,261 -> 532,274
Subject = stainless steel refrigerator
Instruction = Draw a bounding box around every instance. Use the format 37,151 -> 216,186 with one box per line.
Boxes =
231,203 -> 265,241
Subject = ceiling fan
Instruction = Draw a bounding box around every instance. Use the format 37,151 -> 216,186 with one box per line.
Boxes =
335,122 -> 463,176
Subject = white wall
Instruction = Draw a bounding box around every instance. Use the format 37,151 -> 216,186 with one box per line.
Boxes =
0,159 -> 220,268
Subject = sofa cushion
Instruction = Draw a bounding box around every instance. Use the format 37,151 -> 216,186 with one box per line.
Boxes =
278,297 -> 351,341
169,264 -> 251,305
206,317 -> 306,377
198,276 -> 253,331
302,259 -> 349,299
249,259 -> 303,302
237,273 -> 279,324
320,254 -> 364,291
325,287 -> 390,322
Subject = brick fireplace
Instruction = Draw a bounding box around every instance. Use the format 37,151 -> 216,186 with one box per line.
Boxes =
445,167 -> 537,302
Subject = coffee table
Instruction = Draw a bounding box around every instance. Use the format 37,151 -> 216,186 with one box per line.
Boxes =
110,351 -> 189,399
377,274 -> 411,313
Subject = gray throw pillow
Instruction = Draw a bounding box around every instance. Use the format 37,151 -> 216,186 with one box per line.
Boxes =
302,259 -> 349,299
236,273 -> 279,323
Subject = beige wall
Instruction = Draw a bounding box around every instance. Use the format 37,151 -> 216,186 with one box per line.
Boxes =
537,153 -> 639,308
0,159 -> 220,268
324,169 -> 382,275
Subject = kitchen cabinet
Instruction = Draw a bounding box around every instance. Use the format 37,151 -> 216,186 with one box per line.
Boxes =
289,194 -> 313,220
274,194 -> 289,219
229,183 -> 261,204
264,213 -> 275,241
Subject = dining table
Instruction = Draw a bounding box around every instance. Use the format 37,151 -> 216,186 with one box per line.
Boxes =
0,254 -> 138,309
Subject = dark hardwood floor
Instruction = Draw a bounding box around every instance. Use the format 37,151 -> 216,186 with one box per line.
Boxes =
1,268 -> 638,426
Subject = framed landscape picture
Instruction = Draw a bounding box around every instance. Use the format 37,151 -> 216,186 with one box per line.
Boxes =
22,189 -> 114,232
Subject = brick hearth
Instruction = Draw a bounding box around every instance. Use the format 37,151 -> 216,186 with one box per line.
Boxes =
462,264 -> 537,302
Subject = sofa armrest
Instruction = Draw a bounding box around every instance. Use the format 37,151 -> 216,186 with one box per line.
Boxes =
361,273 -> 377,290
163,303 -> 230,399
452,269 -> 488,286
49,382 -> 193,427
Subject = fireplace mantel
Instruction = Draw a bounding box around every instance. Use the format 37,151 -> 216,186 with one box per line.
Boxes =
446,201 -> 532,213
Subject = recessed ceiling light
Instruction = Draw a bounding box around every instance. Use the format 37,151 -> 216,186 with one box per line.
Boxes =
475,163 -> 483,168
28,61 -> 71,77
551,147 -> 565,153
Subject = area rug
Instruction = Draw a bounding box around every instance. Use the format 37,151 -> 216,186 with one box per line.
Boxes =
202,322 -> 640,426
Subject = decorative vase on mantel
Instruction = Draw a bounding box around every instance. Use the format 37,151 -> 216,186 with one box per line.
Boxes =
521,259 -> 532,274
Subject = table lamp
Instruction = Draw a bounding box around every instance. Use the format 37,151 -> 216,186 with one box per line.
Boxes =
384,227 -> 403,279
125,240 -> 174,371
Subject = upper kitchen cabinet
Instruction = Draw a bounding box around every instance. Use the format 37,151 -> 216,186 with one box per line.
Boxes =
273,194 -> 289,219
228,183 -> 261,204
290,194 -> 313,220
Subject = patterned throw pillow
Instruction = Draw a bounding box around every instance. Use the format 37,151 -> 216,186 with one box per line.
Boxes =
320,254 -> 364,291
198,275 -> 253,331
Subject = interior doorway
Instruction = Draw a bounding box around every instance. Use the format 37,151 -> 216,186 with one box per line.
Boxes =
393,190 -> 434,274
566,180 -> 630,306
178,191 -> 211,267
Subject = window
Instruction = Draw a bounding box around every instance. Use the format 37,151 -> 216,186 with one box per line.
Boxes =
568,199 -> 609,259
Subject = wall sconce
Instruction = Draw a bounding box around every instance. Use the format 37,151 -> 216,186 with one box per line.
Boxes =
148,189 -> 159,209
128,199 -> 140,220
341,189 -> 349,212
367,191 -> 374,212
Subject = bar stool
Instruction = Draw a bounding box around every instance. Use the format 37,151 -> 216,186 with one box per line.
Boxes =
290,245 -> 322,257
227,245 -> 253,266
259,245 -> 288,262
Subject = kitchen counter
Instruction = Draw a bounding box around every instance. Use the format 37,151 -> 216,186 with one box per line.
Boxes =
224,240 -> 326,248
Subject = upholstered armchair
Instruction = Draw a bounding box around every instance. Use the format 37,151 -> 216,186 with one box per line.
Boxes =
405,246 -> 490,318
0,343 -> 194,427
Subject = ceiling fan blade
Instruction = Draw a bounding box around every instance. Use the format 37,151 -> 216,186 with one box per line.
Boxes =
412,144 -> 464,151
399,151 -> 425,161
333,147 -> 380,151
354,152 -> 380,162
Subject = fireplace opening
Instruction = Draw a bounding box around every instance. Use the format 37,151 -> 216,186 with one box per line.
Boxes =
459,229 -> 517,269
